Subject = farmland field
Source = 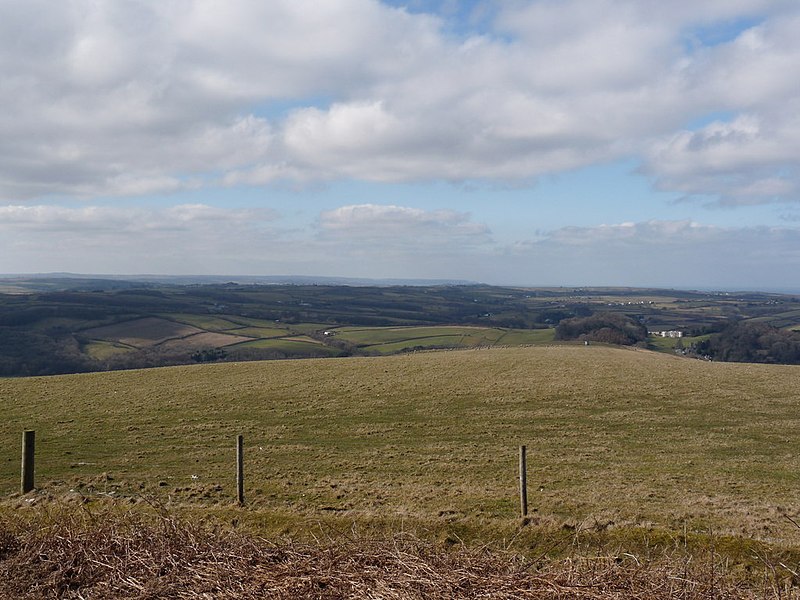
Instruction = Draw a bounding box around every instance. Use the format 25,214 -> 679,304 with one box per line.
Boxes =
3,280 -> 800,377
82,340 -> 135,360
3,344 -> 800,559
226,326 -> 286,338
335,326 -> 496,345
81,317 -> 201,348
335,325 -> 555,353
157,331 -> 254,350
161,314 -> 245,331
232,337 -> 341,356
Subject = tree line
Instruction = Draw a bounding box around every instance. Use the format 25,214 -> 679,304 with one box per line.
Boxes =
694,321 -> 800,364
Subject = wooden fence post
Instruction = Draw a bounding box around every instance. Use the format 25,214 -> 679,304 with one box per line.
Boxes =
21,430 -> 35,494
519,445 -> 528,519
236,434 -> 244,506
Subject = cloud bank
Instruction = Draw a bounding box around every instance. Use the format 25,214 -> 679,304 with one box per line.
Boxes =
1,0 -> 799,206
2,202 -> 797,290
2,1 -> 800,289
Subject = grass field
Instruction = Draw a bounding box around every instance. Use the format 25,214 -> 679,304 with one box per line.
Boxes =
231,337 -> 341,356
157,331 -> 254,350
76,318 -> 560,364
3,345 -> 800,559
334,326 -> 493,345
226,326 -> 287,338
335,326 -> 555,353
219,316 -> 283,328
160,314 -> 245,331
81,317 -> 202,348
82,340 -> 135,360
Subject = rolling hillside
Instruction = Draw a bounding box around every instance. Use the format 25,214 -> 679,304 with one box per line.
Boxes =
3,345 -> 800,551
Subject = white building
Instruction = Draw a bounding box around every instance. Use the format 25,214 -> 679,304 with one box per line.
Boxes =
652,330 -> 683,338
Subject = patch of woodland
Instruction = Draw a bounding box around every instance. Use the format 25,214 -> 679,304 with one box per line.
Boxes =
694,321 -> 800,364
554,312 -> 649,346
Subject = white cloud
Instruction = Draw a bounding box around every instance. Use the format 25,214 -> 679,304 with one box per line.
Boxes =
0,203 -> 274,233
0,0 -> 416,198
319,203 -> 490,243
544,219 -> 708,245
0,0 -> 799,205
504,219 -> 800,289
0,201 -> 491,278
214,0 -> 800,197
2,201 -> 799,289
304,203 -> 492,279
641,12 -> 800,205
644,112 -> 800,205
0,202 -> 285,274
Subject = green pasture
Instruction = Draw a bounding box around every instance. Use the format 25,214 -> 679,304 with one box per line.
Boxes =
749,309 -> 800,329
495,328 -> 555,344
223,316 -> 283,328
3,346 -> 800,551
161,314 -> 245,331
231,337 -> 339,356
82,340 -> 135,360
285,323 -> 335,335
366,335 -> 466,354
335,326 -> 555,351
226,327 -> 287,338
335,326 -> 481,346
81,317 -> 198,347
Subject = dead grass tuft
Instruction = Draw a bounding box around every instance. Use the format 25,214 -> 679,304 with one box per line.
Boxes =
0,506 -> 794,599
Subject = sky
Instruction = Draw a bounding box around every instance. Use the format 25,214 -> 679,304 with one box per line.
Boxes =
2,0 -> 800,291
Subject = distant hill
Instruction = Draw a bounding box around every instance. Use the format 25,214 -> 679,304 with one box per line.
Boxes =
0,273 -> 478,292
0,278 -> 799,376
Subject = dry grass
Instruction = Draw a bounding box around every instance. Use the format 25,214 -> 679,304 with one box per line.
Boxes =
7,342 -> 800,596
0,505 -> 792,599
3,346 -> 800,547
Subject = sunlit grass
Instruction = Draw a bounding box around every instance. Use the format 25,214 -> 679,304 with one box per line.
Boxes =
335,325 -> 555,353
3,345 -> 800,548
82,340 -> 135,360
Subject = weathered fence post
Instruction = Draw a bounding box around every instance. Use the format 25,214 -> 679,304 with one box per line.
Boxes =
236,434 -> 244,506
21,430 -> 35,494
519,445 -> 528,519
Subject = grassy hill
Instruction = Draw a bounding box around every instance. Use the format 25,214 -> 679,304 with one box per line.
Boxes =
3,344 -> 800,557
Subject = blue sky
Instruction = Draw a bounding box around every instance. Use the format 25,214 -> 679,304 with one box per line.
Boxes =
2,0 -> 800,290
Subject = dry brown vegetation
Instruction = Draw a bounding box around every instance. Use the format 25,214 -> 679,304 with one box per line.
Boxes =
0,505 -> 792,599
